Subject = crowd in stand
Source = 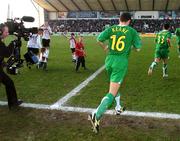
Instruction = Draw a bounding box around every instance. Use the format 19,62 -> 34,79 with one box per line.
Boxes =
49,19 -> 180,33
132,19 -> 180,33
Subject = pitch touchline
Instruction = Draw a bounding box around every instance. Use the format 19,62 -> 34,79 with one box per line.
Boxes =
59,106 -> 180,120
0,101 -> 180,119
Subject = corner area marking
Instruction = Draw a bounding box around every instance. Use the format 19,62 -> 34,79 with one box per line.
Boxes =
50,65 -> 105,109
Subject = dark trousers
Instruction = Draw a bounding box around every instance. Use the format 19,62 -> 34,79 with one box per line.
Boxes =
76,56 -> 86,71
0,69 -> 18,108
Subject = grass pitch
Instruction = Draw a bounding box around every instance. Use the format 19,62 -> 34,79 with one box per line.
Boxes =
0,36 -> 105,104
0,35 -> 180,140
67,37 -> 180,114
0,36 -> 180,113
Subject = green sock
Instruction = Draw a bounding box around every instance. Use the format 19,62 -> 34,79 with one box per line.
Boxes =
95,93 -> 115,120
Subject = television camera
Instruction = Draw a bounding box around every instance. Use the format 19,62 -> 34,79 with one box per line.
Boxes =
5,16 -> 35,74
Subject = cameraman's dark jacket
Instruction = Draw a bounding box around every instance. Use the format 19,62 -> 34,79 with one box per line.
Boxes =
0,40 -> 14,72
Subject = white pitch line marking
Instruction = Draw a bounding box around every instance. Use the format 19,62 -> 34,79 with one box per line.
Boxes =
0,101 -> 50,109
59,106 -> 180,120
0,101 -> 180,120
50,65 -> 105,109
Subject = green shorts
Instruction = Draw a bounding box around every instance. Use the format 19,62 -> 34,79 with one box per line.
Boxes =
155,49 -> 169,59
105,55 -> 128,84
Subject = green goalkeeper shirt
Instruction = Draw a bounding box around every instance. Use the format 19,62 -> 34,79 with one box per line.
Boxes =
97,25 -> 142,58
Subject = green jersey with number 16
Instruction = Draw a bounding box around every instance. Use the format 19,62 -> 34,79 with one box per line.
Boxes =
97,25 -> 141,58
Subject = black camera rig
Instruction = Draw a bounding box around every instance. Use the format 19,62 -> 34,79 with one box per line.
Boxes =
4,16 -> 35,74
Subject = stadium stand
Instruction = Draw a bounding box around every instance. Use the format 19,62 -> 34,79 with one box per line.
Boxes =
33,0 -> 179,12
33,0 -> 179,33
49,19 -> 180,33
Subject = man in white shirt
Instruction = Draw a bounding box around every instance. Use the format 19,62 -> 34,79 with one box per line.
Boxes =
27,28 -> 42,54
63,32 -> 77,62
26,28 -> 42,68
69,33 -> 77,62
40,21 -> 52,70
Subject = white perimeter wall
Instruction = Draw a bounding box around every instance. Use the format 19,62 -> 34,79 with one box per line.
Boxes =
49,12 -> 58,20
134,11 -> 159,19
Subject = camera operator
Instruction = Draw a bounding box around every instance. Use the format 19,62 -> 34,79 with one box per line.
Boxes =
0,24 -> 23,109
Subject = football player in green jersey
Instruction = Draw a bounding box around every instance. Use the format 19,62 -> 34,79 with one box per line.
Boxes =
103,24 -> 125,115
88,13 -> 142,133
148,23 -> 172,77
175,28 -> 180,58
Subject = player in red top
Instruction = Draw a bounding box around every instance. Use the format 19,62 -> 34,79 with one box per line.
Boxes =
75,36 -> 87,72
